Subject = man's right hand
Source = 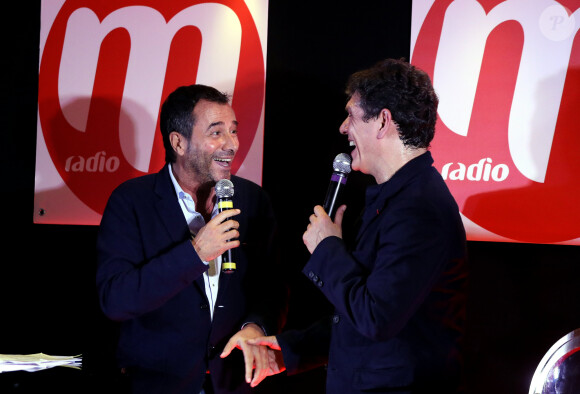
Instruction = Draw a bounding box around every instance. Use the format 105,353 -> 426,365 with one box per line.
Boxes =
192,209 -> 241,262
303,204 -> 346,254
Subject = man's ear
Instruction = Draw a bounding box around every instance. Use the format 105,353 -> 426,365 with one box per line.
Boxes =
376,108 -> 392,139
169,131 -> 186,157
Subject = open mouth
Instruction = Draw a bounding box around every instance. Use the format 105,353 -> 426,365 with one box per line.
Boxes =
214,157 -> 233,167
349,141 -> 358,161
349,140 -> 357,153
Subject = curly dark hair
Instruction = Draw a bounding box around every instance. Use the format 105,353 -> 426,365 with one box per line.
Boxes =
159,84 -> 230,163
345,58 -> 439,149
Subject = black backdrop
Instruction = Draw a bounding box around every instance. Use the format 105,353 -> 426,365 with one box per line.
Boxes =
3,2 -> 580,393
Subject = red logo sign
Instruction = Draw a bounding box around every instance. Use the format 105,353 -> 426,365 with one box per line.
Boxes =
412,0 -> 580,244
38,0 -> 265,216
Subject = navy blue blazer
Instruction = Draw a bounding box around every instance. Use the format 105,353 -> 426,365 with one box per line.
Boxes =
96,165 -> 284,393
279,152 -> 467,393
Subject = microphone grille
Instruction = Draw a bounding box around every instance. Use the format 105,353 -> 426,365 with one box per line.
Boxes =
333,153 -> 352,174
215,179 -> 234,198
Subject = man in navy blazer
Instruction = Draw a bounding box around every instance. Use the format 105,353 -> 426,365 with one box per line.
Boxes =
246,59 -> 468,393
97,85 -> 285,393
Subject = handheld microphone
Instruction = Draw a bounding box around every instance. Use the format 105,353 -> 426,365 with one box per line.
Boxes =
323,153 -> 352,220
215,179 -> 236,274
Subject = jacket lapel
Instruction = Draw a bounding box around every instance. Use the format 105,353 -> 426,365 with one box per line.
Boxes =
153,165 -> 206,294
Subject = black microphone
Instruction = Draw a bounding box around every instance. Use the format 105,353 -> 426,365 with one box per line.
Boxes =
323,153 -> 352,220
215,179 -> 236,274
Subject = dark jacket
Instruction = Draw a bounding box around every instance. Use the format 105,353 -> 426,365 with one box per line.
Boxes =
97,165 -> 283,393
279,152 -> 467,393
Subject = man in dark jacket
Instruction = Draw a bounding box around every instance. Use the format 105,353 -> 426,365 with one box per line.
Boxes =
244,59 -> 467,393
97,84 -> 284,393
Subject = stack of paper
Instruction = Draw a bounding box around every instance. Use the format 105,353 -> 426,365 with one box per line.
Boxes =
0,353 -> 82,373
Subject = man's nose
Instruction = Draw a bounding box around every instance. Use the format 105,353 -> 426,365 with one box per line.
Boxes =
339,118 -> 349,134
223,131 -> 239,151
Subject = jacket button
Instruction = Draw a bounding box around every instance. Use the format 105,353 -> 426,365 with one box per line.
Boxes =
317,280 -> 324,287
332,315 -> 340,324
308,271 -> 315,279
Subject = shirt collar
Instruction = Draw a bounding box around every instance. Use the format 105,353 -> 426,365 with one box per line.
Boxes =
168,163 -> 198,214
364,151 -> 434,218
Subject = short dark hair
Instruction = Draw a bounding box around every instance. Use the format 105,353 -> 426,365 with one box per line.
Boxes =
345,58 -> 439,149
159,84 -> 230,163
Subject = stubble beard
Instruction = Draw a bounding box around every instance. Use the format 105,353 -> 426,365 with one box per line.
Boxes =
185,145 -> 229,187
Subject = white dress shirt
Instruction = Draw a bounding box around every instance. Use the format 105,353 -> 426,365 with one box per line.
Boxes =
168,164 -> 221,320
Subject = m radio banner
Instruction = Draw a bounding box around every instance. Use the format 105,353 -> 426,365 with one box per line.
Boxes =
35,0 -> 268,225
411,0 -> 580,245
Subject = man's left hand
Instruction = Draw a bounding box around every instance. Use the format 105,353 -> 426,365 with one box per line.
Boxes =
220,323 -> 268,385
